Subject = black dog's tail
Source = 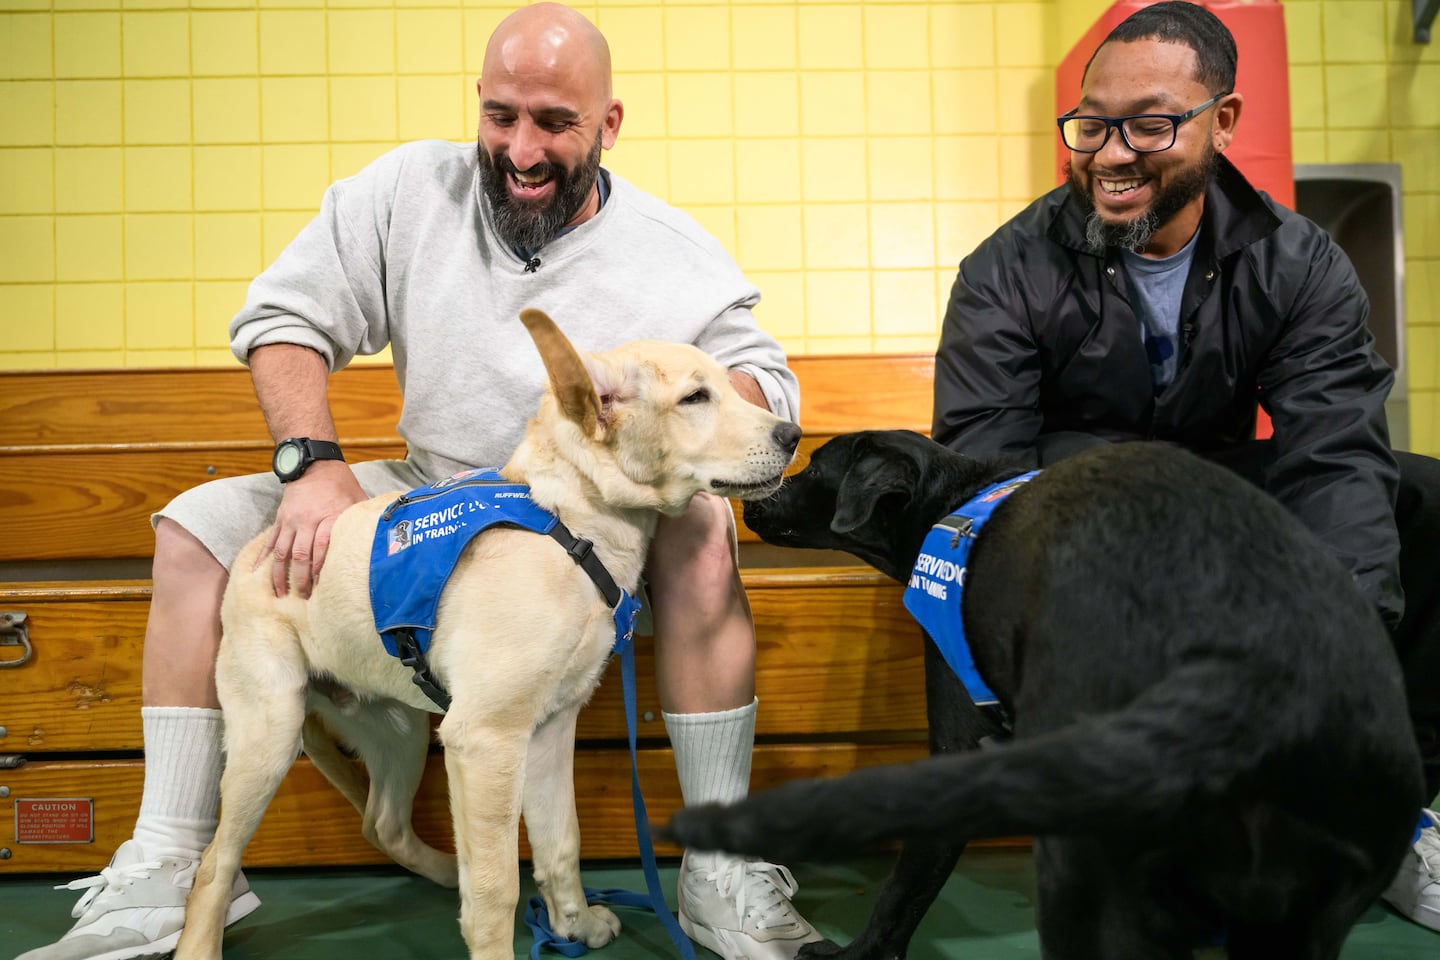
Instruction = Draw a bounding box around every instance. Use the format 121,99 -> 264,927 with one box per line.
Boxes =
666,659 -> 1401,879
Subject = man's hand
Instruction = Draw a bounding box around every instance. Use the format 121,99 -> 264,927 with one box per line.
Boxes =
728,369 -> 768,410
258,459 -> 367,598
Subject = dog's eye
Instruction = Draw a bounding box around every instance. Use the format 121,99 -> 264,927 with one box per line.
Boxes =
680,389 -> 710,406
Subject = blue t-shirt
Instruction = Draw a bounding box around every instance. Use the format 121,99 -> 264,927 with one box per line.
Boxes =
1120,230 -> 1199,391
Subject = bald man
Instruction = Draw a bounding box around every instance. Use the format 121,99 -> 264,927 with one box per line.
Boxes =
20,6 -> 821,960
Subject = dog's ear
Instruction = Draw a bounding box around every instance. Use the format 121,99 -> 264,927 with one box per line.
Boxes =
581,352 -> 636,430
831,452 -> 914,534
520,308 -> 603,437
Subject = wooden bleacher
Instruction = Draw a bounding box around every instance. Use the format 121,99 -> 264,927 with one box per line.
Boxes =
0,356 -> 938,873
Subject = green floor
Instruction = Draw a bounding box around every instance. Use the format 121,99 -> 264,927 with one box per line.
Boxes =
3,849 -> 1435,959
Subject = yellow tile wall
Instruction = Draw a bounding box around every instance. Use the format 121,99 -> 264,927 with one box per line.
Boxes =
0,0 -> 1069,372
1284,0 -> 1440,454
0,0 -> 1434,454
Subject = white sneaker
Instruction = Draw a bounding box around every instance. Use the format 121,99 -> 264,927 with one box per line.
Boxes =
15,839 -> 261,960
677,850 -> 825,960
1381,809 -> 1440,932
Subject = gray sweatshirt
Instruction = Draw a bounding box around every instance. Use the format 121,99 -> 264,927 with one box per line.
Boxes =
230,139 -> 799,480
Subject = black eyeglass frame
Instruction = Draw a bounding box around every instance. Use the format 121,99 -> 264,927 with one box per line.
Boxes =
1056,92 -> 1230,154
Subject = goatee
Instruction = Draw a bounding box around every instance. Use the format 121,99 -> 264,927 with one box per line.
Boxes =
1068,145 -> 1217,254
478,129 -> 604,251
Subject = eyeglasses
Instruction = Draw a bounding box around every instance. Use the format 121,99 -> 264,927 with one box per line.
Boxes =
1056,92 -> 1229,154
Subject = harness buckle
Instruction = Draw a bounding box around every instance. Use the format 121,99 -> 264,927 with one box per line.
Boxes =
565,536 -> 595,564
392,629 -> 452,712
394,629 -> 421,664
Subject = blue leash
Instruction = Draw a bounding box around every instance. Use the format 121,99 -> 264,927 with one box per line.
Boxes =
523,887 -> 662,960
526,633 -> 696,960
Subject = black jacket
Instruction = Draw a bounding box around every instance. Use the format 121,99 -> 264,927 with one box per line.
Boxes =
933,155 -> 1402,625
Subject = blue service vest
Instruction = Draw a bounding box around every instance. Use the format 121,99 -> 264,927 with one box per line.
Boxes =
370,469 -> 641,662
902,471 -> 1039,707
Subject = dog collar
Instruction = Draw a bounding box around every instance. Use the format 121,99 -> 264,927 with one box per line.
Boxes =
370,468 -> 641,711
903,470 -> 1040,709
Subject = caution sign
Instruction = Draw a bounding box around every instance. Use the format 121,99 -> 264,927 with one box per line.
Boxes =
15,798 -> 94,844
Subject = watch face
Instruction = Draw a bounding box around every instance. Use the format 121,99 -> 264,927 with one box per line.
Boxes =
274,442 -> 304,477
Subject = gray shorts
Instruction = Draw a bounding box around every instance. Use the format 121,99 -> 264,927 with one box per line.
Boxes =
154,459 -> 430,572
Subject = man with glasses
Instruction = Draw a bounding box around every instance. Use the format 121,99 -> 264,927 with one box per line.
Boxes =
933,0 -> 1440,932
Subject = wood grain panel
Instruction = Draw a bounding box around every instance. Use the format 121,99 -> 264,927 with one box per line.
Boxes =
0,357 -> 935,559
2,576 -> 925,753
0,743 -> 933,872
0,367 -> 405,446
0,356 -> 932,448
0,438 -> 852,560
0,445 -> 405,562
0,592 -> 146,752
0,357 -> 942,873
788,354 -> 934,434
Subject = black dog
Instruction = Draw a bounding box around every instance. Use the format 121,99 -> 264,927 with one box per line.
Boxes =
668,431 -> 1423,959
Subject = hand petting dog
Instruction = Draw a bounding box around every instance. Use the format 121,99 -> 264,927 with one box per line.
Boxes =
174,312 -> 801,960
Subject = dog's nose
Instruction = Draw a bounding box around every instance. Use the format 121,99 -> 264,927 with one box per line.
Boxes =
772,421 -> 802,456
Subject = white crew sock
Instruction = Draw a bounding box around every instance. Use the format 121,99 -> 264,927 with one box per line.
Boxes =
663,697 -> 757,808
132,706 -> 225,861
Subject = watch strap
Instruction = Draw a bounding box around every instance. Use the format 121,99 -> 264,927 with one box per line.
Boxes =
302,439 -> 344,463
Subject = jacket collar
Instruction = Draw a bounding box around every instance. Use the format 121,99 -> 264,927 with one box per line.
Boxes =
1047,154 -> 1284,261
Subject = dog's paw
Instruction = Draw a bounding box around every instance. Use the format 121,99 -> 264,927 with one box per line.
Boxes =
566,903 -> 621,948
796,938 -> 849,960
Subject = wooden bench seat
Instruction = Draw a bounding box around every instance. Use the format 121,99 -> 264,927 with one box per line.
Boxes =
0,355 -> 939,872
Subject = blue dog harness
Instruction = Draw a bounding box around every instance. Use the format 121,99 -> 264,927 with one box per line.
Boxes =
369,469 -> 640,711
368,469 -> 689,959
902,471 -> 1040,708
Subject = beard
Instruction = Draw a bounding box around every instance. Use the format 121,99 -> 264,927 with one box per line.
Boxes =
1068,143 -> 1217,253
477,129 -> 604,251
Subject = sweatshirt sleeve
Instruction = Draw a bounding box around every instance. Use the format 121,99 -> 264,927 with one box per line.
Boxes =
697,298 -> 800,425
600,173 -> 801,423
229,168 -> 393,371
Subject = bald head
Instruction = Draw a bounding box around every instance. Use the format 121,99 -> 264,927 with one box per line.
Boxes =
475,4 -> 624,249
483,3 -> 612,104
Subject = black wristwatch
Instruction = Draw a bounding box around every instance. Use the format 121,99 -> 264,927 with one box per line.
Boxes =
272,438 -> 345,483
